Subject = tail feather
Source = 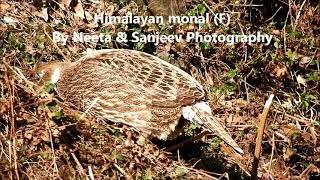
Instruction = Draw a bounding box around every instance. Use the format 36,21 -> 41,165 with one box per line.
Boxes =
182,101 -> 243,154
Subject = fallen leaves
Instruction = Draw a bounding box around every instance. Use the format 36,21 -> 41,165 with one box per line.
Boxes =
267,62 -> 289,79
35,8 -> 49,21
74,0 -> 85,19
3,16 -> 19,25
296,75 -> 307,87
283,148 -> 296,161
58,0 -> 72,10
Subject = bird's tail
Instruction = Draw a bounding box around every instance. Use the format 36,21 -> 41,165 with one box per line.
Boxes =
182,102 -> 243,154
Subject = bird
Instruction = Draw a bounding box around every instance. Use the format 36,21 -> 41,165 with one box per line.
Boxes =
35,49 -> 243,154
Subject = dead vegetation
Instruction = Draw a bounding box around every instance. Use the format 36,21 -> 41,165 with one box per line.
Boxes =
0,0 -> 319,179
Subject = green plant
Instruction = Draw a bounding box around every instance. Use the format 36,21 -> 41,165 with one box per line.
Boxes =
175,166 -> 188,177
44,82 -> 55,93
111,150 -> 126,161
47,101 -> 62,119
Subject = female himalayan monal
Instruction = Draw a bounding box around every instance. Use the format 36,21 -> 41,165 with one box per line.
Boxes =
36,49 -> 243,154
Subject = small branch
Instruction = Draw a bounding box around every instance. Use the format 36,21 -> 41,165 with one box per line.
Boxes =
294,0 -> 306,30
43,27 -> 71,62
268,133 -> 275,174
266,6 -> 283,22
113,163 -> 131,179
298,164 -> 319,178
173,163 -> 219,180
229,4 -> 263,7
71,152 -> 86,177
5,67 -> 19,180
88,166 -> 94,180
251,94 -> 275,179
202,1 -> 215,16
45,118 -> 59,176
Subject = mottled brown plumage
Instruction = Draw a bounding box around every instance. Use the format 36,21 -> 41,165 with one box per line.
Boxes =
36,49 -> 243,153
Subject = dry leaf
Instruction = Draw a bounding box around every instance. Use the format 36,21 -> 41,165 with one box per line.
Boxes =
283,148 -> 295,161
268,62 -> 288,79
24,132 -> 33,140
272,30 -> 281,35
297,75 -> 307,87
310,127 -> 318,145
137,135 -> 146,145
282,123 -> 300,137
52,129 -> 60,137
41,131 -> 50,142
307,7 -> 314,17
74,0 -> 85,19
35,8 -> 48,21
59,0 -> 72,10
3,16 -> 19,25
299,56 -> 311,65
157,51 -> 170,60
106,4 -> 116,16
85,11 -> 93,21
204,71 -> 214,87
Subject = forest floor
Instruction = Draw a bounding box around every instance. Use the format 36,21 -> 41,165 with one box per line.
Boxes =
0,0 -> 319,179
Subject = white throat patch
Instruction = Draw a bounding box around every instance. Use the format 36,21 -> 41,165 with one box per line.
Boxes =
50,68 -> 61,84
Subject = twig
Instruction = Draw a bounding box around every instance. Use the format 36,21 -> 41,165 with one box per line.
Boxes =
173,163 -> 219,179
282,1 -> 290,51
5,67 -> 19,180
298,164 -> 319,178
113,163 -> 131,179
71,152 -> 86,177
268,132 -> 275,177
177,149 -> 181,163
11,67 -> 37,87
3,68 -> 12,180
283,113 -> 312,125
45,118 -> 59,176
251,94 -> 274,179
218,172 -> 230,180
8,140 -> 12,180
294,0 -> 306,30
43,27 -> 71,62
0,135 -> 9,160
88,166 -> 94,180
229,124 -> 255,128
273,110 -> 316,126
202,1 -> 215,16
266,6 -> 283,22
229,4 -> 263,7
12,82 -> 19,180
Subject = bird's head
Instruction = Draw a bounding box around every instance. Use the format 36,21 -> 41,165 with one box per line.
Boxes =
35,62 -> 71,84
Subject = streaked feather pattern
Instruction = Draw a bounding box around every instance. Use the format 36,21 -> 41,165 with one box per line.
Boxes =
36,49 -> 242,153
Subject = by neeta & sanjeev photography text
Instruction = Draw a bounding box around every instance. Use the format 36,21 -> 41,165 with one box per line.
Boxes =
52,12 -> 273,46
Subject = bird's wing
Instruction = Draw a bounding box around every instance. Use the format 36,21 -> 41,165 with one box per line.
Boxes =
56,49 -> 206,138
77,49 -> 207,107
57,62 -> 171,137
